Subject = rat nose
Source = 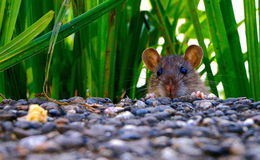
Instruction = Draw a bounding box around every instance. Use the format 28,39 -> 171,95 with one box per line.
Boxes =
165,85 -> 174,93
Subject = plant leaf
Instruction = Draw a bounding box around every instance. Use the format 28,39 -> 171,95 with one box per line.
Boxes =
0,10 -> 54,63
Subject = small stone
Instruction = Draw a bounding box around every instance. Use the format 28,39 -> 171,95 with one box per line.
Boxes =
232,104 -> 250,111
151,136 -> 170,147
54,131 -> 86,149
13,128 -> 41,138
28,98 -> 47,105
19,135 -> 47,150
250,115 -> 260,124
251,101 -> 260,107
62,105 -> 80,112
34,141 -> 61,152
1,121 -> 13,131
104,107 -> 124,115
145,98 -> 159,106
156,97 -> 171,105
41,122 -> 56,134
0,111 -> 17,121
153,112 -> 171,120
119,131 -> 142,140
154,105 -> 172,112
229,139 -> 245,155
15,99 -> 28,106
172,137 -> 202,156
48,109 -> 61,116
216,104 -> 230,110
161,147 -> 178,160
115,111 -> 135,120
3,105 -> 16,110
134,100 -> 146,108
141,116 -> 158,125
68,96 -> 85,103
202,118 -> 214,126
133,109 -> 149,116
193,100 -> 213,109
16,105 -> 29,110
16,111 -> 28,117
105,139 -> 129,154
187,119 -> 197,126
243,118 -> 254,126
66,113 -> 86,122
124,119 -> 142,126
86,97 -> 112,104
215,110 -> 224,116
55,117 -> 69,126
15,121 -> 41,129
202,145 -> 228,156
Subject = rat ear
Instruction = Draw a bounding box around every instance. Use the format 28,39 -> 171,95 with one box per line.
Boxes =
184,45 -> 203,68
142,48 -> 160,72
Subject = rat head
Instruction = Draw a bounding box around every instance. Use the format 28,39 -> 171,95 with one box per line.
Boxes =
142,45 -> 203,98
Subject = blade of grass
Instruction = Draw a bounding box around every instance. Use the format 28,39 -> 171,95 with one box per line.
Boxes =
186,0 -> 218,96
0,0 -> 126,72
203,0 -> 240,97
150,0 -> 175,55
0,11 -> 54,60
104,11 -> 117,98
0,0 -> 6,31
0,0 -> 22,45
244,0 -> 260,100
220,0 -> 250,97
43,0 -> 70,96
21,0 -> 51,98
0,0 -> 22,99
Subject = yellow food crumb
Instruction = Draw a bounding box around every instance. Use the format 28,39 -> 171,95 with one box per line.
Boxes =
26,104 -> 48,122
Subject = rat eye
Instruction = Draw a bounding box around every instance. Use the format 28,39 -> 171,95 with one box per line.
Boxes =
157,68 -> 163,76
180,66 -> 188,74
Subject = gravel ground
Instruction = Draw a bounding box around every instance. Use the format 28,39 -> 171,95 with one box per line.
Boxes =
0,96 -> 260,160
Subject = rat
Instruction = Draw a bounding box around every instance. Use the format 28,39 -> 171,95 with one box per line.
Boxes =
142,45 -> 210,98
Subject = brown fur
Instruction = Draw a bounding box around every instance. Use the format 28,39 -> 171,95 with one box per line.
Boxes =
143,45 -> 208,98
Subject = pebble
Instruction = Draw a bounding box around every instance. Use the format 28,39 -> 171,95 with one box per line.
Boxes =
154,105 -> 172,112
115,111 -> 135,120
41,122 -> 56,133
133,108 -> 149,116
172,137 -> 202,156
0,96 -> 259,159
0,111 -> 17,121
161,147 -> 179,160
134,100 -> 146,108
193,100 -> 213,110
151,136 -> 170,147
19,135 -> 47,150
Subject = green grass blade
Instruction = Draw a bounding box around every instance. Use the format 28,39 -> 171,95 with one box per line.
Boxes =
0,0 -> 125,72
203,0 -> 240,97
220,0 -> 250,97
0,0 -> 6,31
44,0 -> 70,95
0,11 -> 54,61
150,0 -> 175,55
186,0 -> 218,96
244,0 -> 260,100
0,0 -> 22,45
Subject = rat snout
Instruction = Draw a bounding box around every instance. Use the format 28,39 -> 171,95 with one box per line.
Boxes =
162,76 -> 178,98
165,85 -> 175,94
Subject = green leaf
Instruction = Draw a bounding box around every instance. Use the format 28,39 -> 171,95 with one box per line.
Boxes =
0,11 -> 54,63
186,0 -> 218,96
0,0 -> 22,45
0,0 -> 6,31
244,0 -> 260,100
0,0 -> 126,72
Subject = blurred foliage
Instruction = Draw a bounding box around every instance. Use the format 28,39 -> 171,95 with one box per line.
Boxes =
0,0 -> 259,101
